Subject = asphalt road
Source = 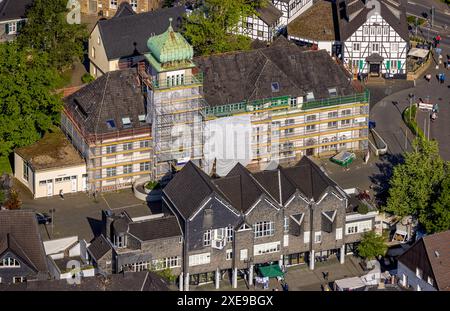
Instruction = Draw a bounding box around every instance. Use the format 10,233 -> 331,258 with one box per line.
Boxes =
407,0 -> 450,27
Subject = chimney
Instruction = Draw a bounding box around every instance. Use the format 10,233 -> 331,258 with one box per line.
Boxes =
102,209 -> 114,240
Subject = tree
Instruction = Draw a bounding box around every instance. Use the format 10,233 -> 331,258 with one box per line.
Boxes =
18,0 -> 87,71
385,138 -> 445,217
357,231 -> 387,261
4,189 -> 22,210
425,174 -> 450,233
0,42 -> 63,158
183,0 -> 262,55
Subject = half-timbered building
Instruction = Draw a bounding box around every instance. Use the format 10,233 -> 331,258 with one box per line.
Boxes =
339,0 -> 409,77
272,0 -> 314,26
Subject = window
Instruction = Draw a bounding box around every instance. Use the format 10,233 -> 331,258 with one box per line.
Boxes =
314,231 -> 322,243
353,43 -> 360,51
328,88 -> 337,96
8,22 -> 17,34
123,142 -> 133,151
138,114 -> 146,123
372,43 -> 379,52
341,119 -> 351,126
336,228 -> 343,240
306,114 -> 316,122
130,0 -> 138,11
13,277 -> 26,283
284,216 -> 289,232
114,235 -> 126,248
39,180 -> 47,186
152,256 -> 181,270
341,109 -> 351,116
254,221 -> 274,238
285,119 -> 295,125
55,178 -> 63,183
240,249 -> 248,261
106,167 -> 116,177
306,124 -> 316,132
122,117 -> 131,128
254,242 -> 281,255
306,92 -> 315,101
140,140 -> 150,148
427,276 -> 433,286
376,26 -> 382,35
363,27 -> 369,35
304,231 -> 310,243
106,119 -> 116,129
328,121 -> 338,128
0,257 -> 20,268
290,97 -> 297,108
417,284 -> 421,291
189,253 -> 211,266
328,111 -> 338,118
391,43 -> 398,52
123,164 -> 132,174
106,145 -> 116,154
226,226 -> 233,242
284,128 -> 294,136
97,36 -> 100,45
110,0 -> 118,9
416,267 -> 423,279
271,82 -> 280,92
370,27 -> 375,36
203,230 -> 212,247
139,162 -> 150,172
22,162 -> 29,181
91,47 -> 95,58
246,22 -> 253,30
226,249 -> 233,261
383,26 -> 389,35
257,30 -> 264,38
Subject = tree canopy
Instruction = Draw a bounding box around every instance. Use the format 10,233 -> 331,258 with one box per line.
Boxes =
357,231 -> 387,260
384,138 -> 450,233
18,0 -> 87,71
183,0 -> 263,55
0,43 -> 62,157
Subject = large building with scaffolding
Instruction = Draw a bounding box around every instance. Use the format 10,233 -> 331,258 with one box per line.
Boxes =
62,22 -> 369,193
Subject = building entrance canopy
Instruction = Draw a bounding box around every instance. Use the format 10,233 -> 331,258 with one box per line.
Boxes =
258,264 -> 284,278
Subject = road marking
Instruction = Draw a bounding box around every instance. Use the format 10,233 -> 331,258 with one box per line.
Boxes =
101,194 -> 111,209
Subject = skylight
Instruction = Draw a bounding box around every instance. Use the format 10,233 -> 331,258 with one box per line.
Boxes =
328,88 -> 338,97
271,82 -> 280,92
122,117 -> 131,128
106,119 -> 116,129
306,92 -> 315,101
138,114 -> 146,123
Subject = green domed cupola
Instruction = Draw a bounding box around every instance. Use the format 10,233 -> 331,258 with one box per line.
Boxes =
147,18 -> 194,66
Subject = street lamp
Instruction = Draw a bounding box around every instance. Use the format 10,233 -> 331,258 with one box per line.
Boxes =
49,208 -> 56,237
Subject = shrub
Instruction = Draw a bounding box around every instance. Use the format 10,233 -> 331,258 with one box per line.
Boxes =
145,181 -> 161,190
357,203 -> 369,214
81,73 -> 95,84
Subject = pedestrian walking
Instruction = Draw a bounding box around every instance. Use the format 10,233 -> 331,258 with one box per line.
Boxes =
441,73 -> 446,84
59,189 -> 64,200
425,73 -> 431,82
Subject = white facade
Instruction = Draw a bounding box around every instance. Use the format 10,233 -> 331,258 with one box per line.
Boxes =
236,15 -> 277,42
397,261 -> 437,291
343,12 -> 408,76
272,0 -> 313,26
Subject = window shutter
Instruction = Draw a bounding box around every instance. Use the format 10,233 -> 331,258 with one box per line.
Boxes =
17,20 -> 25,32
5,23 -> 9,35
386,61 -> 390,70
359,60 -> 363,70
397,61 -> 401,70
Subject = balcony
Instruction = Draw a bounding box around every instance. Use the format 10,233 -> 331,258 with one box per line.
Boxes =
301,90 -> 369,111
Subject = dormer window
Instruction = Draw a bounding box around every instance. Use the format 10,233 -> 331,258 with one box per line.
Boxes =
122,117 -> 131,128
138,114 -> 146,123
328,88 -> 337,97
0,257 -> 20,268
114,234 -> 127,248
271,82 -> 280,93
106,119 -> 116,129
306,92 -> 315,102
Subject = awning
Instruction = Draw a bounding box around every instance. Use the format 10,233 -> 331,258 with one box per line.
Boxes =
408,48 -> 429,59
258,264 -> 284,278
365,53 -> 384,63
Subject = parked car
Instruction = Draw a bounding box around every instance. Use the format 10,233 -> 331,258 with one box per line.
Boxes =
36,212 -> 52,224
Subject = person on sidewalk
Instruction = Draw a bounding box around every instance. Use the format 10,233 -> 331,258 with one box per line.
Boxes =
59,189 -> 64,200
425,73 -> 432,82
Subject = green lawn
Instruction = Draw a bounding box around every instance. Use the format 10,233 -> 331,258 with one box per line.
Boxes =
0,156 -> 12,174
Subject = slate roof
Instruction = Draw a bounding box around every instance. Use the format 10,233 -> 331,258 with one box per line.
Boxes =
128,216 -> 182,241
97,6 -> 185,60
87,235 -> 112,261
399,230 -> 450,291
0,0 -> 33,22
256,1 -> 283,25
64,68 -> 149,136
288,0 -> 338,41
0,210 -> 48,275
194,36 -> 356,107
164,157 -> 342,218
15,129 -> 85,171
338,0 -> 409,41
0,271 -> 170,291
163,161 -> 230,219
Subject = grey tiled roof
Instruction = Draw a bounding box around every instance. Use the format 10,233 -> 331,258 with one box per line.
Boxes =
194,36 -> 356,107
0,271 -> 170,291
97,6 -> 185,60
0,0 -> 33,22
64,68 -> 149,136
87,235 -> 112,261
0,210 -> 48,274
164,157 -> 341,218
256,1 -> 283,25
128,216 -> 182,241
